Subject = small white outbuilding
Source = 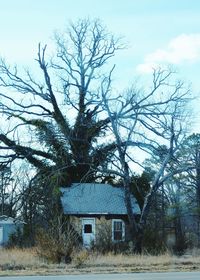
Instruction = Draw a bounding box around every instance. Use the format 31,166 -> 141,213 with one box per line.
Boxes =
0,215 -> 24,247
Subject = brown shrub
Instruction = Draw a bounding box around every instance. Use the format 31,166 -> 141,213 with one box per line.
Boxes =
36,215 -> 81,263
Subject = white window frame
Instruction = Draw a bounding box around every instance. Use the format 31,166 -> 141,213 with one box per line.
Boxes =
82,218 -> 96,235
112,219 -> 125,242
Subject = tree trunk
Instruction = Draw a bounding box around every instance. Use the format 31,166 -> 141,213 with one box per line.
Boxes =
134,225 -> 144,254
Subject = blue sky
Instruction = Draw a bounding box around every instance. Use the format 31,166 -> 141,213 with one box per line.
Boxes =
0,0 -> 200,130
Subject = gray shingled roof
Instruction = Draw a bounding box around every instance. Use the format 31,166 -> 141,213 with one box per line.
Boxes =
60,183 -> 140,215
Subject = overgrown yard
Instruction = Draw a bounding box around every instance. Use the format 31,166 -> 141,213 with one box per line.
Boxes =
0,248 -> 200,276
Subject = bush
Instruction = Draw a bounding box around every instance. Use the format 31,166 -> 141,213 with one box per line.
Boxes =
92,220 -> 129,254
142,227 -> 167,255
36,215 -> 81,263
73,250 -> 89,268
91,220 -> 113,254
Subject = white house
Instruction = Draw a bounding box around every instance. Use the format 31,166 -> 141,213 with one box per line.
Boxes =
60,183 -> 140,247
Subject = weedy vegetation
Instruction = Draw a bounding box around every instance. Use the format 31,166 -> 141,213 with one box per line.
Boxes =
0,247 -> 200,276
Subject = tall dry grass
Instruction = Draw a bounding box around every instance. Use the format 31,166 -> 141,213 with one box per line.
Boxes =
0,247 -> 200,274
86,251 -> 200,269
86,252 -> 172,267
0,247 -> 47,270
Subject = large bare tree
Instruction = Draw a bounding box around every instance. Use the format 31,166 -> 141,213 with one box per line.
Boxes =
101,68 -> 190,252
0,19 -> 123,186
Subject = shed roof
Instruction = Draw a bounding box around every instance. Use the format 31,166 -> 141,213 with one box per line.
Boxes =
61,183 -> 140,215
0,215 -> 24,225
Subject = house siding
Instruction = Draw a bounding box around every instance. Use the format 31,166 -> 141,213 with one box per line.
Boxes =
0,223 -> 22,246
0,217 -> 24,246
69,215 -> 132,244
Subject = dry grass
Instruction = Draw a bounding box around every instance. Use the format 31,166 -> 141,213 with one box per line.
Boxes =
0,248 -> 200,276
85,252 -> 200,272
87,252 -> 172,267
0,247 -> 47,269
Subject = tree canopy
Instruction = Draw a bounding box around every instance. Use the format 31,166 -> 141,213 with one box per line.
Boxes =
0,19 -> 124,185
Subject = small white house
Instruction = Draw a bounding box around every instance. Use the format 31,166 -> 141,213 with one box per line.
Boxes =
0,215 -> 24,247
61,183 -> 140,248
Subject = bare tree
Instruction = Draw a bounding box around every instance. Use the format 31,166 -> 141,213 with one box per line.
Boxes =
0,19 -> 123,186
0,161 -> 25,217
101,68 -> 190,252
0,163 -> 12,215
171,133 -> 200,247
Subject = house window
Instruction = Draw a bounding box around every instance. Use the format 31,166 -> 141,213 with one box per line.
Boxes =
84,224 -> 92,233
112,219 -> 125,242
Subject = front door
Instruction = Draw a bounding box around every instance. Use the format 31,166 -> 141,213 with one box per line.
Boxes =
82,218 -> 95,247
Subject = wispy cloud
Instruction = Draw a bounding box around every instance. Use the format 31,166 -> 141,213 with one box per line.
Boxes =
137,34 -> 200,73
